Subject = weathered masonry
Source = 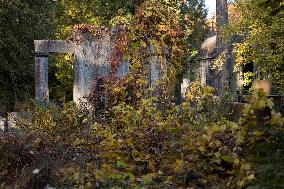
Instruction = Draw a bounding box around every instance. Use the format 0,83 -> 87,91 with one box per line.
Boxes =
34,28 -> 127,105
34,27 -> 167,105
197,0 -> 240,98
35,40 -> 74,104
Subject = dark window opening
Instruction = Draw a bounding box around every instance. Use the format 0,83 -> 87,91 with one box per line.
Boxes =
242,62 -> 254,94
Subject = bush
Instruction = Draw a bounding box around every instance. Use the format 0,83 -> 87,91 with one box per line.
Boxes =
0,83 -> 283,189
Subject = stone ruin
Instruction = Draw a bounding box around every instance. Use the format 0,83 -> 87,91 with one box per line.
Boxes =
34,26 -> 168,106
198,35 -> 240,98
0,26 -> 169,132
194,0 -> 241,100
196,0 -> 277,100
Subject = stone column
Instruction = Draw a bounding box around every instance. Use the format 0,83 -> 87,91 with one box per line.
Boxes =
72,30 -> 113,104
35,40 -> 75,104
150,59 -> 161,88
147,45 -> 168,89
35,53 -> 49,105
201,60 -> 207,86
216,0 -> 228,48
144,44 -> 169,101
116,61 -> 129,78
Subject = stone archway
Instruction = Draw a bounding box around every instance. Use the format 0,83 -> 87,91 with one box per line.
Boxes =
34,29 -> 125,105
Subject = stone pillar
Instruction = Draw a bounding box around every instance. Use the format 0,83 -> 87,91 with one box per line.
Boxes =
147,45 -> 167,89
201,60 -> 207,86
181,78 -> 190,98
116,61 -> 129,78
216,0 -> 228,48
35,53 -> 49,105
150,60 -> 161,88
72,30 -> 113,104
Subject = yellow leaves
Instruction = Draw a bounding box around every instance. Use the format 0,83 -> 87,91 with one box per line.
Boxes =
172,159 -> 185,174
270,110 -> 284,126
113,87 -> 122,93
157,24 -> 169,32
266,99 -> 274,109
212,50 -> 228,71
221,155 -> 234,164
140,41 -> 147,48
254,130 -> 264,137
247,174 -> 255,180
241,163 -> 251,171
255,99 -> 266,109
63,53 -> 73,62
149,39 -> 162,54
141,173 -> 157,184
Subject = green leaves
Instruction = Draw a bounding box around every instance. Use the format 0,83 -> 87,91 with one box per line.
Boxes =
222,155 -> 235,164
227,0 -> 284,95
0,0 -> 56,109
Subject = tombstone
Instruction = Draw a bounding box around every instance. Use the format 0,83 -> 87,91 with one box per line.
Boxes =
35,28 -> 124,105
72,28 -> 113,104
181,78 -> 190,98
0,116 -> 5,132
116,61 -> 129,78
34,40 -> 75,105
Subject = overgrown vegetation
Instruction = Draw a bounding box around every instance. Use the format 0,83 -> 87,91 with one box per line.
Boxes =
225,0 -> 284,95
0,0 -> 283,188
0,83 -> 283,188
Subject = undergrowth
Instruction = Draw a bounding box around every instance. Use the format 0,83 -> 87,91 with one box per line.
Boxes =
0,82 -> 283,189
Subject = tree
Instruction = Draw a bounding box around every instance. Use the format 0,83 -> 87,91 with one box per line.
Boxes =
176,0 -> 209,103
0,0 -> 56,111
226,0 -> 284,95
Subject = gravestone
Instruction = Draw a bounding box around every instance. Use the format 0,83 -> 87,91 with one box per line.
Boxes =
0,116 -> 5,132
181,78 -> 190,98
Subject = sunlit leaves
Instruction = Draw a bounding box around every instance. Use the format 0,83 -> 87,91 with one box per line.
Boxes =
227,0 -> 284,95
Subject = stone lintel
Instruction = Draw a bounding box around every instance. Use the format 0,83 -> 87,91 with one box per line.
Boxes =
34,40 -> 75,54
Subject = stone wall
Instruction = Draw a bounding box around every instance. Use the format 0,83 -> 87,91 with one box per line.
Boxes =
0,112 -> 32,132
72,29 -> 113,104
34,28 -> 128,105
34,27 -> 166,106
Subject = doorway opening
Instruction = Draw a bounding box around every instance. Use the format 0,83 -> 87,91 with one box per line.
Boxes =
49,53 -> 74,103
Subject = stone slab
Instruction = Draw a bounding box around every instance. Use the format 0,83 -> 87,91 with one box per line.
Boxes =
35,40 -> 75,54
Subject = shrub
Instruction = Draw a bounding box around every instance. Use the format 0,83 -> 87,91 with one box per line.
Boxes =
0,84 -> 283,189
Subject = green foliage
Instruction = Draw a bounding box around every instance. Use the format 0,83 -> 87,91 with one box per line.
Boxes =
0,0 -> 56,111
49,54 -> 74,102
240,89 -> 284,188
225,0 -> 284,95
3,82 -> 282,188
